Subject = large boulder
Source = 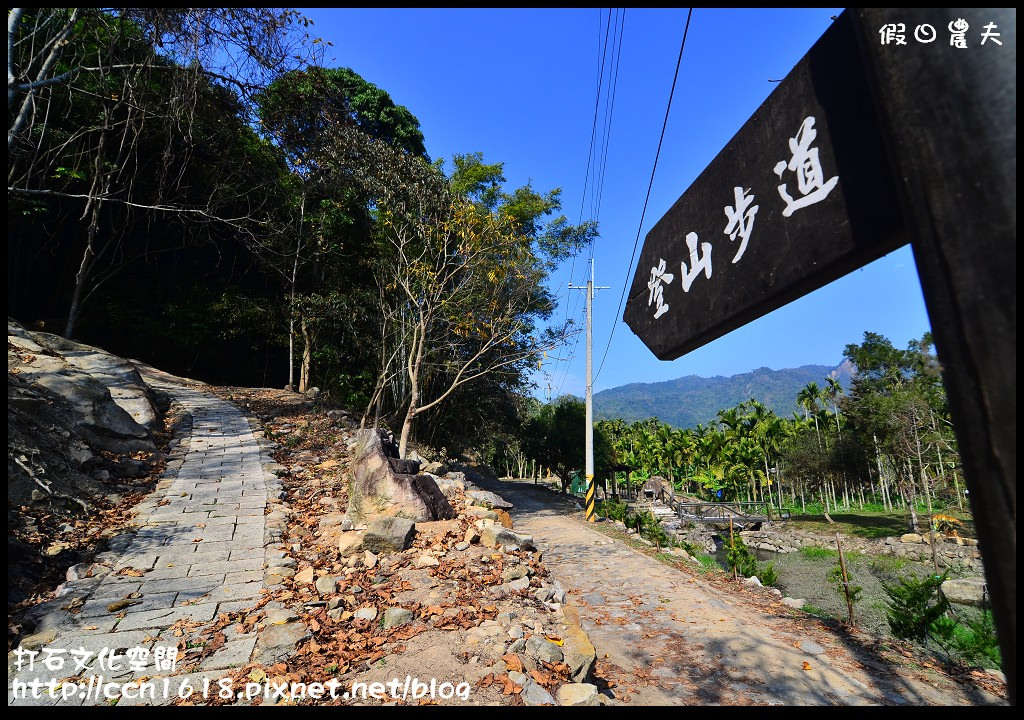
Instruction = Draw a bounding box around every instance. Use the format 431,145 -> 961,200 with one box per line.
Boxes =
941,578 -> 989,607
346,430 -> 455,522
29,331 -> 160,431
8,323 -> 158,455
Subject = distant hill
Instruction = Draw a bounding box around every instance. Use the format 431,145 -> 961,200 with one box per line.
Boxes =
593,361 -> 854,429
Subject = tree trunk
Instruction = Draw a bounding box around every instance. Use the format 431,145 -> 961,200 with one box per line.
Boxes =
399,394 -> 417,460
299,315 -> 312,394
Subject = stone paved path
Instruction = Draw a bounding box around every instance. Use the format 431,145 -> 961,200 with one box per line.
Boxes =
9,371 -> 282,706
472,478 -> 1005,707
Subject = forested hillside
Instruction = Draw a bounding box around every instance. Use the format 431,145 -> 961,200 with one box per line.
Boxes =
593,362 -> 854,428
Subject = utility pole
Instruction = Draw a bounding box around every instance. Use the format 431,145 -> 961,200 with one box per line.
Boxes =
570,260 -> 608,522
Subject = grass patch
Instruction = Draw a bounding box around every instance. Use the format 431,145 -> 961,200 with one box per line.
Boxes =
798,546 -> 839,560
695,554 -> 719,570
801,603 -> 834,620
869,554 -> 908,574
788,511 -> 911,539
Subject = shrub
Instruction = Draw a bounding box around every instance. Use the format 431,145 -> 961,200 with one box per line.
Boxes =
930,610 -> 1002,670
758,561 -> 779,587
827,563 -> 863,624
881,572 -> 949,642
726,533 -> 759,578
600,499 -> 628,523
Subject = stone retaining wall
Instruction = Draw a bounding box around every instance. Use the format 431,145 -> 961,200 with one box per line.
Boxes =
739,527 -> 984,573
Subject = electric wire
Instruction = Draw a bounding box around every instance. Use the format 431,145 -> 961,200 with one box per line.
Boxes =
594,7 -> 693,384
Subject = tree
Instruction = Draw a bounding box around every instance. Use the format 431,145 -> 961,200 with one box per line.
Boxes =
8,8 -> 319,337
526,398 -> 612,493
256,65 -> 428,392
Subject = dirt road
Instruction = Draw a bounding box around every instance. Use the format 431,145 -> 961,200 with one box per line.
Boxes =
473,477 -> 1006,706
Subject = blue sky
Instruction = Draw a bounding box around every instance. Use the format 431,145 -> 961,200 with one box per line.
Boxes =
300,7 -> 932,397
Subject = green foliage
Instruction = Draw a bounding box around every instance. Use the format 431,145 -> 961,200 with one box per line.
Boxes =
827,563 -> 863,607
695,554 -> 719,570
599,499 -> 629,523
868,554 -> 907,574
725,533 -> 759,578
523,397 -> 612,492
930,611 -> 1001,670
593,364 -> 848,429
724,532 -> 778,585
801,603 -> 832,619
624,510 -> 674,548
881,572 -> 950,642
799,546 -> 838,560
758,562 -> 779,587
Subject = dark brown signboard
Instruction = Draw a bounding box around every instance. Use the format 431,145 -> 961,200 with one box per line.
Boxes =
623,12 -> 905,360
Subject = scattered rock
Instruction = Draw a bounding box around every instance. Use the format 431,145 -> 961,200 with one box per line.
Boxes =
521,681 -> 557,706
561,625 -> 597,682
455,541 -> 470,551
466,490 -> 513,509
480,525 -> 535,551
346,430 -> 455,522
382,607 -> 414,629
354,607 -> 378,622
534,587 -> 555,603
252,622 -> 309,665
502,565 -> 530,582
744,575 -> 763,587
556,683 -> 600,706
294,566 -> 315,584
900,533 -> 923,544
315,575 -> 337,595
363,550 -> 379,569
363,516 -> 417,554
338,532 -> 365,556
464,528 -> 480,544
422,461 -> 449,475
415,555 -> 440,568
800,640 -> 825,655
526,635 -> 563,664
265,605 -> 298,625
782,597 -> 806,610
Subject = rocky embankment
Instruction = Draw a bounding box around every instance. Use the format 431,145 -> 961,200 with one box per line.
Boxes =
8,319 -> 168,605
235,413 -> 605,706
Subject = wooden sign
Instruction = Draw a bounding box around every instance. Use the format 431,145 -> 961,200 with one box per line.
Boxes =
623,12 -> 905,360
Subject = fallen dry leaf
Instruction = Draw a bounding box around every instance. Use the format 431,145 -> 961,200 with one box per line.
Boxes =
502,654 -> 523,673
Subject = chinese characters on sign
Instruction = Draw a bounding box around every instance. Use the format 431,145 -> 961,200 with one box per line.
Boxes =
647,115 -> 837,320
880,19 -> 1003,47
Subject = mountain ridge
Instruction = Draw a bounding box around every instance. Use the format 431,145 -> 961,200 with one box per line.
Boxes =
593,361 -> 854,429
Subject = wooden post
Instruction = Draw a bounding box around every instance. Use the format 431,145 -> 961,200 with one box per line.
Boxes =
729,517 -> 738,582
835,532 -> 855,627
852,10 -> 1016,701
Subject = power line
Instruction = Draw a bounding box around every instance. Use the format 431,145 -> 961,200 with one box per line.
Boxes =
547,7 -> 618,400
592,8 -> 625,230
595,7 -> 693,384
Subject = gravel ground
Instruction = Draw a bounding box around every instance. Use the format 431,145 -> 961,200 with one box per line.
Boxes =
712,543 -> 984,638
